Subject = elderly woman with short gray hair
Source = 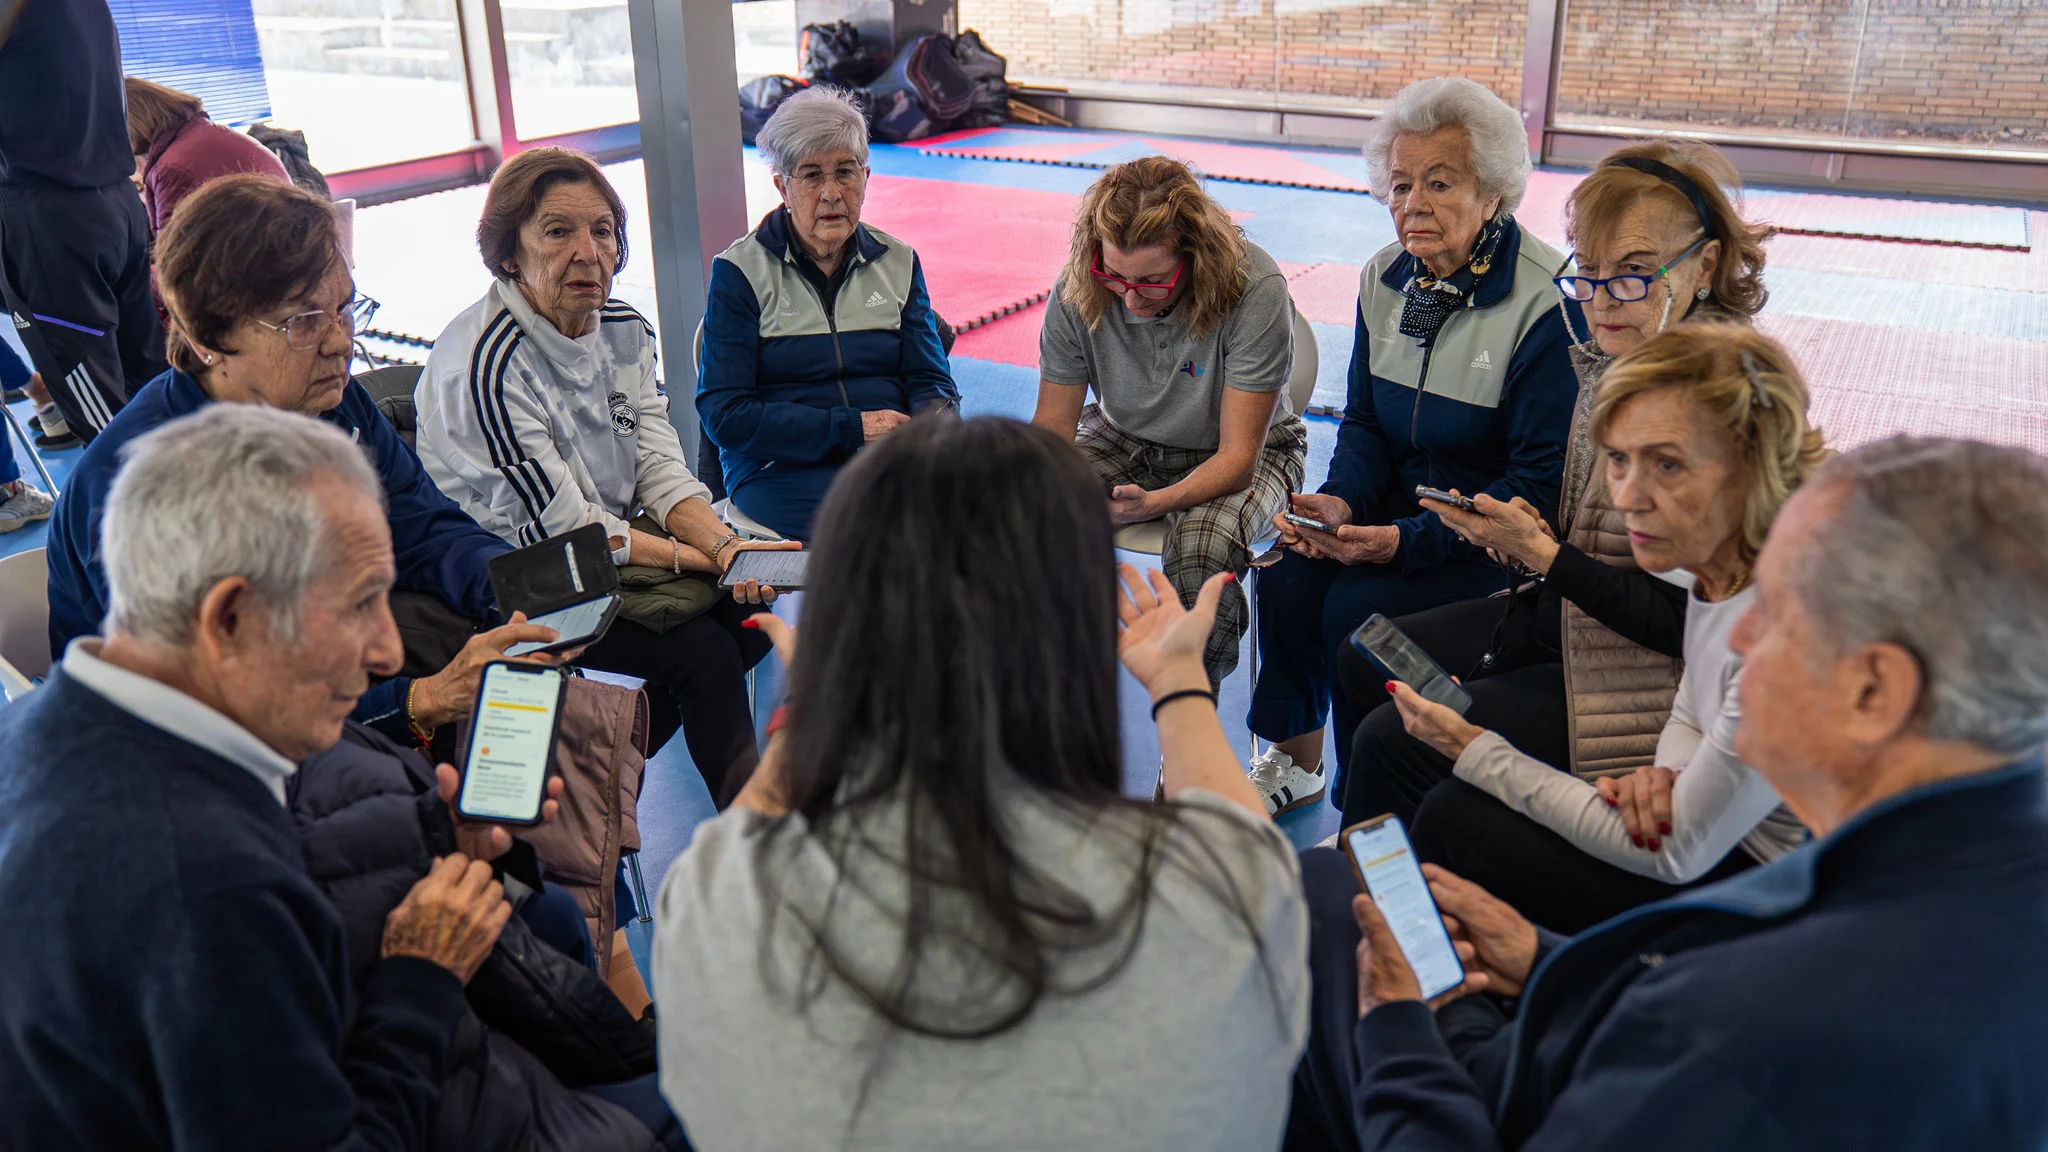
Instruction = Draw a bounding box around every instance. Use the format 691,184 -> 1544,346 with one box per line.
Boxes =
696,86 -> 957,540
1244,77 -> 1581,817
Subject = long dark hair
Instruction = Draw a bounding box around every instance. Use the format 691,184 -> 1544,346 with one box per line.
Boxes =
755,415 -> 1270,1049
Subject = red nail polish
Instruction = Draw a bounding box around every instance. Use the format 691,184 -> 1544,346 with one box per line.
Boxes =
1631,835 -> 1644,847
740,619 -> 759,630
1222,572 -> 1236,585
1604,796 -> 1617,808
1385,680 -> 1399,694
1648,838 -> 1661,852
1659,821 -> 1671,836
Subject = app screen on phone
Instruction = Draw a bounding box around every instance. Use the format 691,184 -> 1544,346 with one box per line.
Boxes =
1347,817 -> 1465,999
460,666 -> 560,821
1358,619 -> 1466,711
505,597 -> 611,657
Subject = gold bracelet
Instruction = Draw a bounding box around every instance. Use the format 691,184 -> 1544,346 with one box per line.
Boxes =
404,679 -> 435,747
709,531 -> 741,566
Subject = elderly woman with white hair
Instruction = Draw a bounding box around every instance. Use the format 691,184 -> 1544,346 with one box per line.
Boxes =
1245,77 -> 1580,817
696,85 -> 957,540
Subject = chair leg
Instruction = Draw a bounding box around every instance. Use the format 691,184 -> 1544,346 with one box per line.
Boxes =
1246,566 -> 1260,761
1,402 -> 57,494
625,851 -> 653,923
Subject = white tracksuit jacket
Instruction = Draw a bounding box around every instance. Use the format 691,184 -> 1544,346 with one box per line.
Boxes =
419,280 -> 711,563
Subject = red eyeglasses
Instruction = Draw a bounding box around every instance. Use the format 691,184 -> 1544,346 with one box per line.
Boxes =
1091,250 -> 1185,301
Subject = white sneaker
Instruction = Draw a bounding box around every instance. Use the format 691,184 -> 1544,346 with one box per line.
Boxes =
0,481 -> 52,533
1248,747 -> 1326,817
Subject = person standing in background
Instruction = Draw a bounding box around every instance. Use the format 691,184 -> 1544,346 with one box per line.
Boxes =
0,0 -> 167,444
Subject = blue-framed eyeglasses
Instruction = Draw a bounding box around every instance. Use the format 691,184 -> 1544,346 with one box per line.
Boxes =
1554,235 -> 1708,303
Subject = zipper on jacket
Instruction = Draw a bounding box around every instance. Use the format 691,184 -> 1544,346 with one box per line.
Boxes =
1411,338 -> 1435,489
799,266 -> 854,410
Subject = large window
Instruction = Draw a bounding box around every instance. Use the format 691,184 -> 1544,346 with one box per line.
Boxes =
1556,0 -> 2048,153
251,0 -> 478,173
733,0 -> 798,87
505,0 -> 639,141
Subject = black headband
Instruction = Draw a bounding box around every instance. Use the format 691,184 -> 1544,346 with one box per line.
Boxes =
1610,156 -> 1715,236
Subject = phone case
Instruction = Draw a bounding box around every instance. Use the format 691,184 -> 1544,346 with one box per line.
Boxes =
455,662 -> 567,827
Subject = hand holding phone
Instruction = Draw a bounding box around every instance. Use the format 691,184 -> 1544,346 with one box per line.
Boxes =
1350,614 -> 1473,714
1344,815 -> 1467,1000
1282,510 -> 1337,534
456,662 -> 567,826
1415,485 -> 1477,512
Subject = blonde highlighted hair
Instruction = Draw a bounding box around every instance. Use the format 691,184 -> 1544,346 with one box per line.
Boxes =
1567,140 -> 1774,316
1059,157 -> 1246,338
1591,323 -> 1829,562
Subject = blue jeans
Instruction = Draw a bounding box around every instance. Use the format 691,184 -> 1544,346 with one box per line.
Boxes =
0,339 -> 24,486
1248,551 -> 1505,789
519,880 -> 596,970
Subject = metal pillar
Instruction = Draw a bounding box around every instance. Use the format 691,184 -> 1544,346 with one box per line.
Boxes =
626,0 -> 749,469
455,0 -> 516,157
1519,0 -> 1567,163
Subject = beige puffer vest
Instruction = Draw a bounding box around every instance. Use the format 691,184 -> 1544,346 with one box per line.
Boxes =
1556,340 -> 1684,779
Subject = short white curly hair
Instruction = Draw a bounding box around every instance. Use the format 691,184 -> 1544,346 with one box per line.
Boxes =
756,86 -> 869,177
1363,77 -> 1532,214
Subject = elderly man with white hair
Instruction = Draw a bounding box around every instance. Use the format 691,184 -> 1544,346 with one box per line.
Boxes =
0,405 -> 514,1149
1246,76 -> 1580,816
1281,435 -> 2048,1152
696,84 -> 958,541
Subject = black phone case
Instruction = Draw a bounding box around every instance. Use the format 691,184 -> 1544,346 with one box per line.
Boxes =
455,661 -> 567,827
1349,614 -> 1475,715
719,549 -> 808,591
488,522 -> 621,620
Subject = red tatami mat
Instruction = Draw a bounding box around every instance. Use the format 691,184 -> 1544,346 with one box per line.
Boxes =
1285,262 -> 1369,326
1757,312 -> 2048,453
859,173 -> 1078,326
950,301 -> 1047,368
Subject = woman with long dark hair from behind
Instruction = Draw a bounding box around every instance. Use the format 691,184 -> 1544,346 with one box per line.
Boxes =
652,415 -> 1309,1149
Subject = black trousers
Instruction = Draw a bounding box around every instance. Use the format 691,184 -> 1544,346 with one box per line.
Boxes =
580,597 -> 771,807
0,181 -> 164,442
1336,587 -> 1566,829
1409,778 -> 1755,937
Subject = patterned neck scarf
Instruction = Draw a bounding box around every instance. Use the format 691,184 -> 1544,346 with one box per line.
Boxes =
1398,211 -> 1513,342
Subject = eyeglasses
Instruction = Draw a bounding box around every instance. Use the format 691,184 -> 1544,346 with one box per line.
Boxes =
1091,250 -> 1185,301
253,293 -> 380,350
789,164 -> 864,192
1554,235 -> 1708,303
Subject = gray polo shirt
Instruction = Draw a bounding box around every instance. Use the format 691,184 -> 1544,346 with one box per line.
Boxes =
1040,240 -> 1293,451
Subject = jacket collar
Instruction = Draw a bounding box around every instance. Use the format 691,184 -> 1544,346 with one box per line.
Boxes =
1643,754 -> 2047,922
143,114 -> 201,170
1378,216 -> 1525,310
494,279 -> 598,382
158,367 -> 367,443
752,205 -> 888,270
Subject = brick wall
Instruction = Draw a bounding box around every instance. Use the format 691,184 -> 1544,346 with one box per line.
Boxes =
959,0 -> 2047,148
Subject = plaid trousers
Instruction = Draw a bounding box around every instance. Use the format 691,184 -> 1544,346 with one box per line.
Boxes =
1076,404 -> 1308,688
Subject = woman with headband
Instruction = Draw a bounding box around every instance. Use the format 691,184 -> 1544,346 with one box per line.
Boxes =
1389,325 -> 1827,933
1334,142 -> 1775,842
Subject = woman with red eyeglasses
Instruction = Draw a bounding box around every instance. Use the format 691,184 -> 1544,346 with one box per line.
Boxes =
1033,155 -> 1308,703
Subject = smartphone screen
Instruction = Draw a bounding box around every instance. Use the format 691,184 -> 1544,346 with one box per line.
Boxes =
720,549 -> 809,590
1351,615 -> 1473,714
1345,816 -> 1466,1000
456,663 -> 563,824
504,595 -> 615,658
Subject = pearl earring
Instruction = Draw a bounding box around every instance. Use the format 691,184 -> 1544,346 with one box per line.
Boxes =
203,353 -> 214,363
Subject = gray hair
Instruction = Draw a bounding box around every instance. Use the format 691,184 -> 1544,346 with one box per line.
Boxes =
756,86 -> 869,177
1363,77 -> 1532,215
1792,436 -> 2048,756
103,404 -> 384,646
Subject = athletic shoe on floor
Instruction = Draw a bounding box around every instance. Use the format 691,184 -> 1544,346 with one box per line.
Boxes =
1248,747 -> 1325,817
0,481 -> 54,533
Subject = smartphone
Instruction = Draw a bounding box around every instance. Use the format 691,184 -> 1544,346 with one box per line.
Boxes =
720,548 -> 809,591
1282,511 -> 1337,534
1343,815 -> 1467,1000
1415,485 -> 1477,512
455,661 -> 567,826
1349,613 -> 1474,714
504,593 -> 620,658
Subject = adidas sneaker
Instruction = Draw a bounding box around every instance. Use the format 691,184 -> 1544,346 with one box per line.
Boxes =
1247,747 -> 1326,817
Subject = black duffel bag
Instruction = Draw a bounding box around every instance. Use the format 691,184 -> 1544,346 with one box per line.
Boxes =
739,74 -> 810,144
863,33 -> 976,143
950,30 -> 1009,129
800,20 -> 889,88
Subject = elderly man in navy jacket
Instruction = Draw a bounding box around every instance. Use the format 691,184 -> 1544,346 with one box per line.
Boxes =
0,406 -> 511,1149
1286,435 -> 2048,1151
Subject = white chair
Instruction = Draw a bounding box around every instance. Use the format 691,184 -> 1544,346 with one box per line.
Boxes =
0,547 -> 51,702
1112,306 -> 1320,730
